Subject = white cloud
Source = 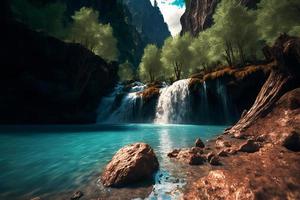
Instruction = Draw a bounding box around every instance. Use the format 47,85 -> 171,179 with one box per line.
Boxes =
150,0 -> 185,36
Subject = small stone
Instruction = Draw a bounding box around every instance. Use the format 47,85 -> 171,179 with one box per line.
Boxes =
218,150 -> 228,157
238,139 -> 260,153
167,149 -> 179,158
195,138 -> 205,148
215,139 -> 231,148
189,154 -> 206,165
282,130 -> 300,152
206,152 -> 215,161
70,191 -> 83,200
209,155 -> 221,166
190,147 -> 204,154
256,135 -> 267,142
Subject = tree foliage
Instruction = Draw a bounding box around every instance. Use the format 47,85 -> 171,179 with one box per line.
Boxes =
211,0 -> 260,66
189,29 -> 222,71
138,44 -> 163,82
118,60 -> 134,81
161,33 -> 193,80
11,0 -> 66,38
256,0 -> 300,44
69,7 -> 118,62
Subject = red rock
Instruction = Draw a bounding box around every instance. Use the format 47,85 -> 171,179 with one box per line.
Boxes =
238,139 -> 260,153
206,152 -> 215,161
184,170 -> 254,200
209,155 -> 221,166
215,139 -> 231,148
195,138 -> 205,148
217,149 -> 228,157
168,147 -> 206,165
101,143 -> 159,187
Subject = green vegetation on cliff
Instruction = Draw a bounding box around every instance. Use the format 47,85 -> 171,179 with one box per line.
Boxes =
132,0 -> 300,83
69,7 -> 118,62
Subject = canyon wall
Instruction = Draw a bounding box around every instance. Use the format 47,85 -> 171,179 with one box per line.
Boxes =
180,0 -> 260,36
122,0 -> 171,47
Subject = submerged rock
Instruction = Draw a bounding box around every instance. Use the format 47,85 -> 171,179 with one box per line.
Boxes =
70,191 -> 83,200
101,143 -> 159,187
195,138 -> 205,148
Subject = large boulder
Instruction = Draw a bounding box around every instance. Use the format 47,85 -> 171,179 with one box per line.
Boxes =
101,143 -> 159,187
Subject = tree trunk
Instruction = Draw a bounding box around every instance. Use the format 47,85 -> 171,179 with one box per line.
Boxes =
174,62 -> 181,81
224,41 -> 233,66
226,35 -> 300,136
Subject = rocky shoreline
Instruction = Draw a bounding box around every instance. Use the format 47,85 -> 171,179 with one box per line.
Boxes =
182,87 -> 300,199
172,35 -> 300,199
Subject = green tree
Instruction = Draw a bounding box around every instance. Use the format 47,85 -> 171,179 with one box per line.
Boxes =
69,7 -> 118,62
256,0 -> 300,44
138,44 -> 163,82
11,0 -> 66,38
189,29 -> 223,71
160,33 -> 193,80
118,60 -> 134,81
212,0 -> 260,66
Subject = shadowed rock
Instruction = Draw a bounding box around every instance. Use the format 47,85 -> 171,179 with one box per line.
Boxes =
207,152 -> 223,165
238,139 -> 260,153
282,130 -> 300,152
195,138 -> 205,148
70,191 -> 83,200
101,143 -> 159,187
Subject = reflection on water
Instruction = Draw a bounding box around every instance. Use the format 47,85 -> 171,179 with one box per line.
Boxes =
0,124 -> 225,200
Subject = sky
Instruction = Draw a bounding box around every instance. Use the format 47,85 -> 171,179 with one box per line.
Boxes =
150,0 -> 186,36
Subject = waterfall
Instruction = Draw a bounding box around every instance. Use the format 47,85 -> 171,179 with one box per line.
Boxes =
97,82 -> 145,123
154,79 -> 191,124
200,81 -> 209,121
216,80 -> 231,122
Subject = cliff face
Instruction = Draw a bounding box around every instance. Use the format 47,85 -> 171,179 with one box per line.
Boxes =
180,0 -> 260,36
0,20 -> 117,124
122,0 -> 171,46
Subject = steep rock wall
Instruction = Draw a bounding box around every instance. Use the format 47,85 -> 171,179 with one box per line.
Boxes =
180,0 -> 260,36
122,0 -> 171,47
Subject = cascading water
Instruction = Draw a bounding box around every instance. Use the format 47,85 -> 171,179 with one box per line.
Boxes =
97,79 -> 236,124
97,82 -> 146,123
154,79 -> 191,124
200,81 -> 210,121
216,80 -> 232,123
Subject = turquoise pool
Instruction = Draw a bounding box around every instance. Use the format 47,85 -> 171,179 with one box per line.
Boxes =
0,124 -> 226,200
